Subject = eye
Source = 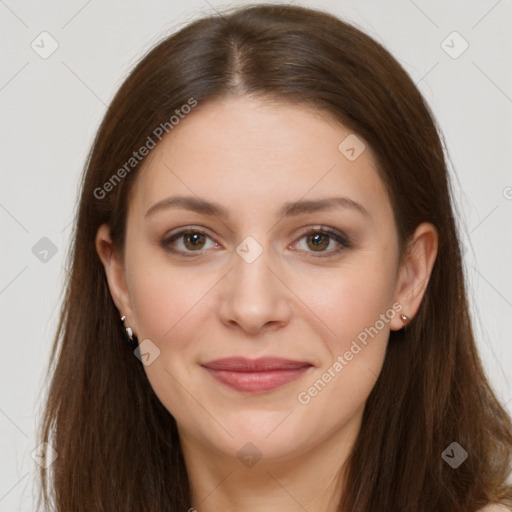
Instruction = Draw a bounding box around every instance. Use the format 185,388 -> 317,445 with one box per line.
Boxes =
161,226 -> 350,258
292,227 -> 350,257
162,228 -> 219,255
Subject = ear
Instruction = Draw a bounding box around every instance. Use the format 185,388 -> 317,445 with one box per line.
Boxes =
95,223 -> 134,321
390,222 -> 439,331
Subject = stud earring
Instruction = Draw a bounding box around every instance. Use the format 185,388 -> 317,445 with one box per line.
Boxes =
400,313 -> 409,331
120,315 -> 139,348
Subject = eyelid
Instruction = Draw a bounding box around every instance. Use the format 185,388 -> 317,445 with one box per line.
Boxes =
164,225 -> 215,240
293,225 -> 350,244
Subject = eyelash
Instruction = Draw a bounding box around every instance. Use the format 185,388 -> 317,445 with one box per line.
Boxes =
161,226 -> 351,258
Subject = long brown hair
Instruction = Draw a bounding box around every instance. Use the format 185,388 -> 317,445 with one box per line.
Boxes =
38,4 -> 512,511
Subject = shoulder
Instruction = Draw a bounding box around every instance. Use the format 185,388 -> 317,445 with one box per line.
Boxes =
477,505 -> 512,512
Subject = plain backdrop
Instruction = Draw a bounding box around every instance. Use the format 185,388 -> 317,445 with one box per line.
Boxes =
1,0 -> 511,509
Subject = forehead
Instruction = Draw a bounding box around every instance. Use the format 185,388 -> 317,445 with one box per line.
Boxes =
129,96 -> 391,223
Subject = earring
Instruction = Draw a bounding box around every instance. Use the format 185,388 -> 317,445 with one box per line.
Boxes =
400,313 -> 409,331
120,315 -> 139,348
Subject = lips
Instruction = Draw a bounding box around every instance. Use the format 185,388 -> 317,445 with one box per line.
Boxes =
201,357 -> 313,393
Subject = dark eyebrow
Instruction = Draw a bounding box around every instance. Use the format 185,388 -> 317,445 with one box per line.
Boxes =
145,195 -> 371,220
279,197 -> 371,218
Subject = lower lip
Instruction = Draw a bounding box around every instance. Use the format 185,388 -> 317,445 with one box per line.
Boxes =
204,367 -> 312,393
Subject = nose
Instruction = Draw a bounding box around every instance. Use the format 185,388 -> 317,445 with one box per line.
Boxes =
217,242 -> 293,335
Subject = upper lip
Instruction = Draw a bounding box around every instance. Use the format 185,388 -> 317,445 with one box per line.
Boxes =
201,357 -> 313,372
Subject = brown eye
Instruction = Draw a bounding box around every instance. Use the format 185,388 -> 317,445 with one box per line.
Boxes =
293,228 -> 350,258
306,233 -> 330,251
182,232 -> 207,250
162,229 -> 218,255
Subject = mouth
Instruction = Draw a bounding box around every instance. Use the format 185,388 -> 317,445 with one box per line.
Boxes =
201,357 -> 314,393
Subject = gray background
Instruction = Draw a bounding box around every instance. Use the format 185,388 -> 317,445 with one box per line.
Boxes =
1,0 -> 511,509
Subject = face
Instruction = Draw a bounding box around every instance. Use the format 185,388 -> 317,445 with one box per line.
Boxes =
101,95 -> 412,464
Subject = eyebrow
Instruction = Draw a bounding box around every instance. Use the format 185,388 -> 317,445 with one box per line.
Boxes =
145,195 -> 371,220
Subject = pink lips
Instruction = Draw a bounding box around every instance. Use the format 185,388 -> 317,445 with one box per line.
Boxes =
201,357 -> 313,393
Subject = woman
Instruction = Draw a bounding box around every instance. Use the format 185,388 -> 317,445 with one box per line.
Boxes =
37,3 -> 512,511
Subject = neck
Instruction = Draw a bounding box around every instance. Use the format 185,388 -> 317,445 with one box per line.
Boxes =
179,409 -> 362,512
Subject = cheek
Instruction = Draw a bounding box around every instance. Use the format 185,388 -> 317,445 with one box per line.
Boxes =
126,249 -> 214,347
295,267 -> 395,423
125,253 -> 216,417
297,259 -> 397,354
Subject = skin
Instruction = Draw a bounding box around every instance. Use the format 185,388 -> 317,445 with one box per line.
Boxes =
96,95 -> 438,511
